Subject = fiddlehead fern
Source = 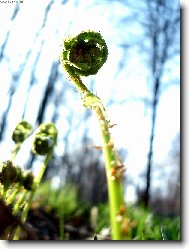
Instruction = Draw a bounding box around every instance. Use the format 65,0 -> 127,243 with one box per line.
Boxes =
11,120 -> 33,161
60,31 -> 126,240
13,122 -> 58,240
0,161 -> 22,188
12,121 -> 33,144
22,171 -> 34,191
60,31 -> 108,93
32,123 -> 57,156
0,160 -> 34,191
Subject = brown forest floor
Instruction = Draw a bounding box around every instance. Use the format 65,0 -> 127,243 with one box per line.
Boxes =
20,206 -> 92,240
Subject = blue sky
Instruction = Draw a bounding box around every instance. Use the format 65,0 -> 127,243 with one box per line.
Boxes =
0,0 -> 180,202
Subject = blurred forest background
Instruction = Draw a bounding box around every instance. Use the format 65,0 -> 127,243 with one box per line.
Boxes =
0,0 -> 180,216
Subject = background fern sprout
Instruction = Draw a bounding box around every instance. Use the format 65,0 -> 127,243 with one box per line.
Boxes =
0,121 -> 57,240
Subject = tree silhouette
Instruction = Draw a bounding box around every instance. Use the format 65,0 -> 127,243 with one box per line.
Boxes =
143,0 -> 179,206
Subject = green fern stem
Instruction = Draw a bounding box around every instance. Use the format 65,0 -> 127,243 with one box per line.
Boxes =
7,184 -> 21,204
11,143 -> 21,161
13,149 -> 53,240
85,98 -> 125,240
12,190 -> 28,216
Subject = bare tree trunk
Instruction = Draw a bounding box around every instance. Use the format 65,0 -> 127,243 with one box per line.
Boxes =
144,78 -> 159,206
36,62 -> 58,125
0,5 -> 20,60
0,5 -> 20,141
143,0 -> 179,207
